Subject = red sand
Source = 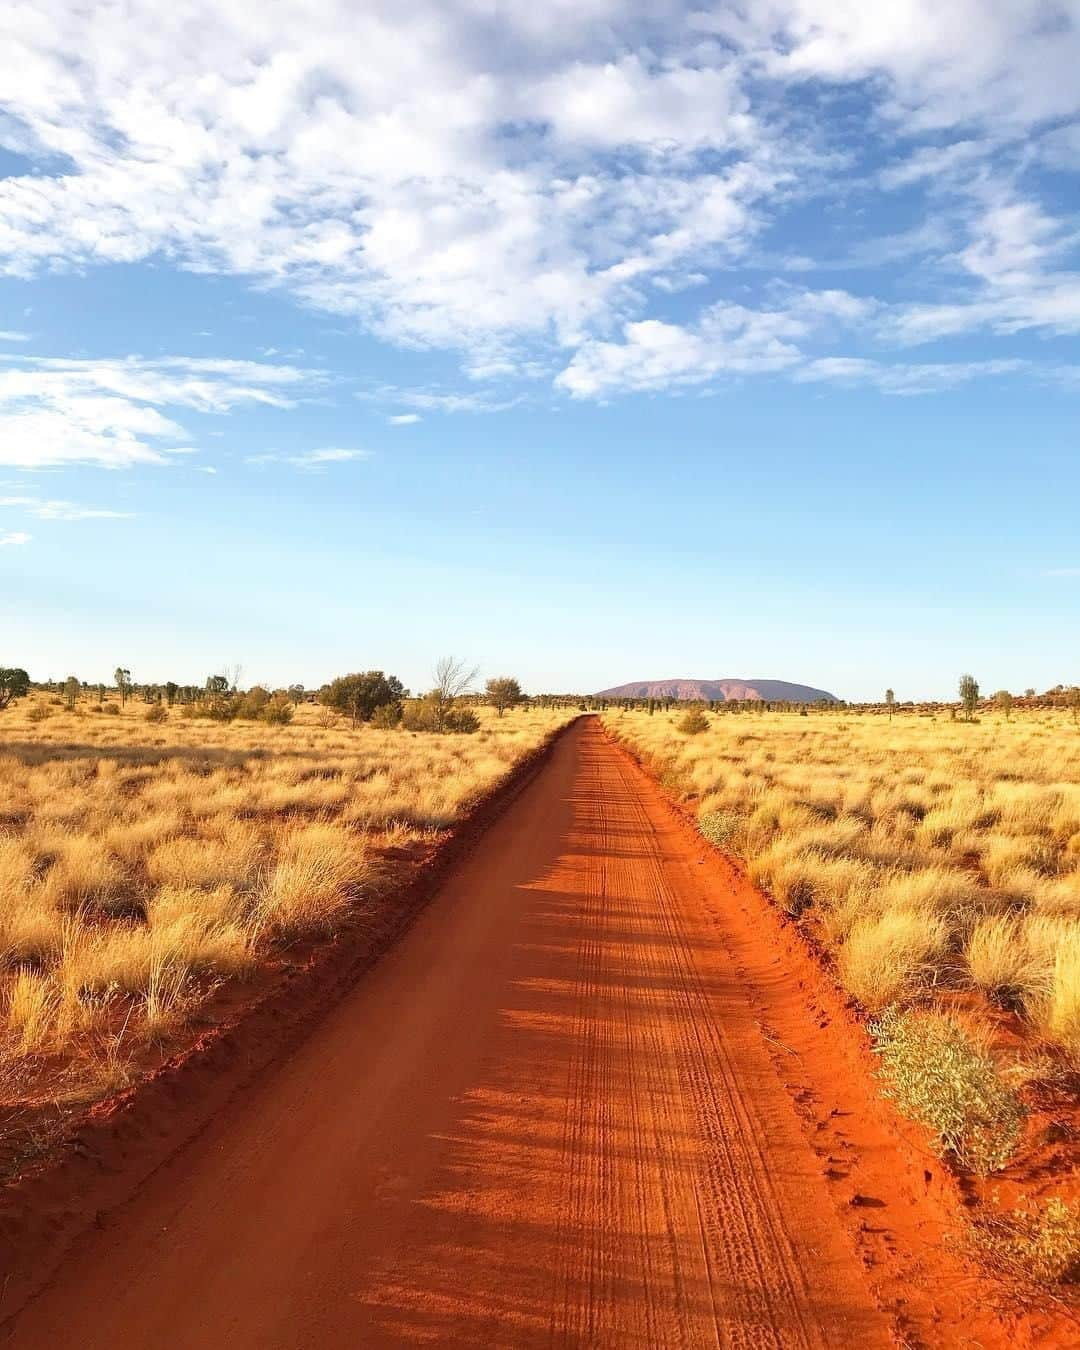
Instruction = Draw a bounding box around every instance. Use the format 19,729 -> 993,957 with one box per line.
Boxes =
0,719 -> 1072,1346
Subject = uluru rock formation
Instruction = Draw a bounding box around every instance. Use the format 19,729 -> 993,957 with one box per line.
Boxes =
596,678 -> 840,703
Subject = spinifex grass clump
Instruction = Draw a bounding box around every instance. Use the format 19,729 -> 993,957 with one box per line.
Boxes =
871,1008 -> 1025,1174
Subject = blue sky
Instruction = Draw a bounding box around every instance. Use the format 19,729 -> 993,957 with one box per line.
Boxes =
1,2 -> 1079,701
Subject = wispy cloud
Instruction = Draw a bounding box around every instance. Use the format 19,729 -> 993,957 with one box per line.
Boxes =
0,331 -> 30,342
794,357 -> 1029,395
0,530 -> 31,547
1042,567 -> 1080,578
246,447 -> 371,470
388,413 -> 421,425
0,355 -> 321,469
0,495 -> 133,520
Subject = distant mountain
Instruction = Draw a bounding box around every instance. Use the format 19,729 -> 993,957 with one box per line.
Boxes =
596,678 -> 840,703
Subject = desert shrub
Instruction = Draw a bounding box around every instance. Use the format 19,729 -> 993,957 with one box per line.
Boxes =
402,696 -> 479,734
677,709 -> 710,735
235,686 -> 270,719
102,702 -> 120,716
969,1196 -> 1080,1287
698,811 -> 743,850
319,671 -> 404,726
444,706 -> 480,734
370,701 -> 402,730
26,703 -> 50,723
145,704 -> 168,724
871,1008 -> 1025,1173
260,695 -> 294,726
202,695 -> 236,722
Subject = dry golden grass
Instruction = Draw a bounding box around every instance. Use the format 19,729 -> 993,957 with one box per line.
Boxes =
0,696 -> 571,1115
605,707 -> 1080,1059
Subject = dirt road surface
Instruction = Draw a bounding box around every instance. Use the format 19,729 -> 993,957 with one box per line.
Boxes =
3,718 -> 892,1348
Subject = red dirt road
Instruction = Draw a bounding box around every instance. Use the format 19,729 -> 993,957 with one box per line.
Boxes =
3,719 -> 893,1348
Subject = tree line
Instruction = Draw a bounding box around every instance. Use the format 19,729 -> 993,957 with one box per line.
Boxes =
0,660 -> 528,735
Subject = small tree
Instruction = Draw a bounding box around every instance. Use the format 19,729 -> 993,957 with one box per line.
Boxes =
959,673 -> 980,722
486,676 -> 523,717
885,688 -> 895,720
63,675 -> 80,710
319,671 -> 405,728
114,666 -> 131,706
0,667 -> 30,712
433,656 -> 478,703
993,689 -> 1014,721
1067,687 -> 1080,726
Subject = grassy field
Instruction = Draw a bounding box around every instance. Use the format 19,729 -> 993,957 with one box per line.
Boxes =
0,696 -> 571,1124
604,708 -> 1080,1062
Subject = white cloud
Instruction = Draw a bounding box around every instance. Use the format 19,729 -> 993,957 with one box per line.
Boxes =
246,447 -> 371,469
0,530 -> 31,546
0,495 -> 133,519
736,1 -> 1080,132
362,386 -> 517,415
0,331 -> 30,342
1043,567 -> 1080,578
301,448 -> 370,464
556,289 -> 869,397
795,357 -> 1028,395
0,2 -> 1077,397
0,355 -> 318,468
388,413 -> 421,425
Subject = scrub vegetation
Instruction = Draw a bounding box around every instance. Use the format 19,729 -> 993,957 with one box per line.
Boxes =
605,706 -> 1080,1055
605,703 -> 1080,1196
0,687 -> 571,1141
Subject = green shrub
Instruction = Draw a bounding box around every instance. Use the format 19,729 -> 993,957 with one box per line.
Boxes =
871,1008 -> 1025,1174
699,811 -> 743,850
677,709 -> 709,735
260,695 -> 294,726
370,701 -> 402,730
970,1196 -> 1080,1287
401,695 -> 479,734
235,686 -> 270,719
